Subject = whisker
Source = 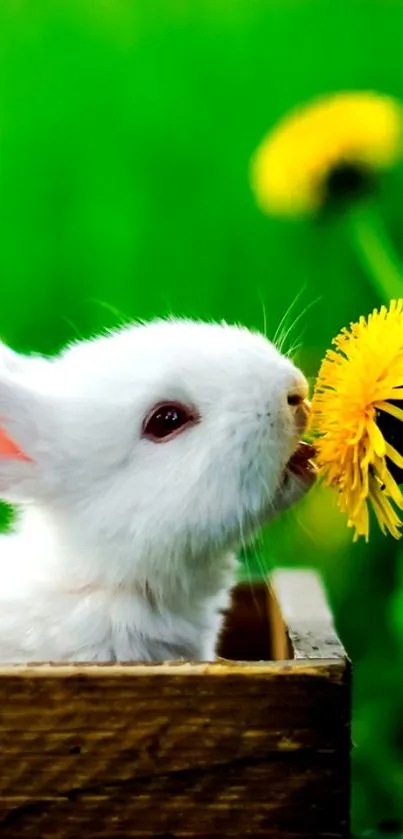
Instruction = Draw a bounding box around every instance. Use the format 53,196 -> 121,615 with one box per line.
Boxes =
272,284 -> 307,347
285,341 -> 303,360
240,539 -> 264,618
60,317 -> 84,341
248,537 -> 270,588
256,289 -> 268,338
276,295 -> 321,355
87,298 -> 132,328
289,504 -> 320,546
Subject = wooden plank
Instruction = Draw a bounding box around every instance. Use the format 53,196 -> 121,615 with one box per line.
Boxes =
0,758 -> 348,838
0,570 -> 351,838
0,659 -> 343,677
266,583 -> 293,661
0,662 -> 350,837
270,569 -> 347,661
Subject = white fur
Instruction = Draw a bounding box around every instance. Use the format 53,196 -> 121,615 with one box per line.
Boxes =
0,319 -> 311,662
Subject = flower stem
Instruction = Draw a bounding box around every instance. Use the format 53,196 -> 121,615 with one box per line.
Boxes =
347,201 -> 403,301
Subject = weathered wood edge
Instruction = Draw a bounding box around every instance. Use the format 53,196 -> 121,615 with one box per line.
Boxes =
0,658 -> 343,677
270,568 -> 348,662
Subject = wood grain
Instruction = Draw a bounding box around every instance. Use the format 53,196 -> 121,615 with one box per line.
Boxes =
270,568 -> 347,661
0,571 -> 351,838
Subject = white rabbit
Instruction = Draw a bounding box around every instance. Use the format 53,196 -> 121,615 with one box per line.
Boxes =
0,318 -> 315,663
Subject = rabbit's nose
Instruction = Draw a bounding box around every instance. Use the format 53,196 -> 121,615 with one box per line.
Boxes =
287,374 -> 310,433
287,371 -> 309,405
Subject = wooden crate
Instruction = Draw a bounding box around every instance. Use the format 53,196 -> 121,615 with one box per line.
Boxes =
0,569 -> 351,838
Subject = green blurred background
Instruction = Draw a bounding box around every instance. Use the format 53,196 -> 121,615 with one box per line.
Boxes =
1,1 -> 403,834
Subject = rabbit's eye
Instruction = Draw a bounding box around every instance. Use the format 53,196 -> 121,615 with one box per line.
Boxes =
143,402 -> 196,442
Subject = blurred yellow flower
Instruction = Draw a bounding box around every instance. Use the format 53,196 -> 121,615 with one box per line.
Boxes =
310,299 -> 403,541
251,91 -> 403,217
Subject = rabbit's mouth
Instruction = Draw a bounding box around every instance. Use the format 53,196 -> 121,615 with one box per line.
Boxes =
285,441 -> 317,487
265,441 -> 317,520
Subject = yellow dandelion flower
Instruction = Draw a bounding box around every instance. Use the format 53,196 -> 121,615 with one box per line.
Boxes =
310,299 -> 403,541
251,91 -> 403,218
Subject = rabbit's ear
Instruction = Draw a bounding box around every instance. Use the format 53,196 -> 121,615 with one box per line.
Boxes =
0,350 -> 50,500
0,427 -> 31,461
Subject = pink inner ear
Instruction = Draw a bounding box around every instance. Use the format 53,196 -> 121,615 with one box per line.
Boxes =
0,428 -> 31,461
